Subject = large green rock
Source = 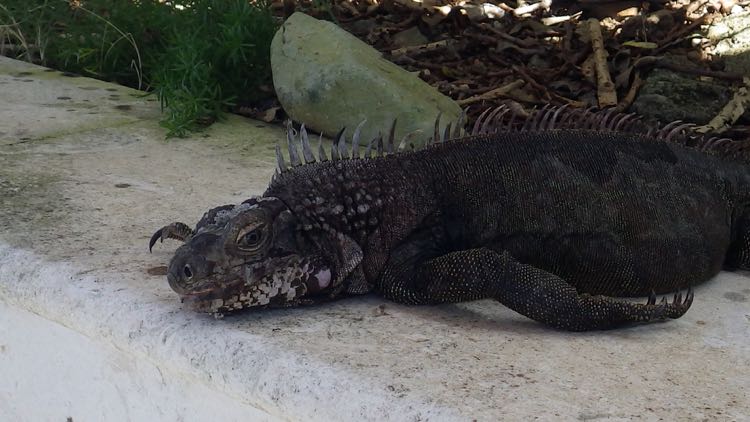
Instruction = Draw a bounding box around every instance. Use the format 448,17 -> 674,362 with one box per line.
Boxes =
271,12 -> 461,145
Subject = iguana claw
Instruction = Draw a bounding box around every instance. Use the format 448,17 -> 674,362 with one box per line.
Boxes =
648,287 -> 694,320
149,222 -> 194,252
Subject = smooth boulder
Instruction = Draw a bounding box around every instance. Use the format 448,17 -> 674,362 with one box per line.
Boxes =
271,12 -> 462,145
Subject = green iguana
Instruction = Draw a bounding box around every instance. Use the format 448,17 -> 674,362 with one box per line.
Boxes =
149,106 -> 750,331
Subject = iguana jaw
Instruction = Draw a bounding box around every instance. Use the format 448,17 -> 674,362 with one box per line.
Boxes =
168,253 -> 332,314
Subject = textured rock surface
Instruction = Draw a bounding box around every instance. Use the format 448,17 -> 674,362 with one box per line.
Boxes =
708,11 -> 750,76
631,68 -> 731,124
271,12 -> 461,144
1,57 -> 750,421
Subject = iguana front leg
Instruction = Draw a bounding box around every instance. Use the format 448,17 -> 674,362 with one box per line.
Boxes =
149,222 -> 194,252
378,245 -> 693,331
149,204 -> 235,252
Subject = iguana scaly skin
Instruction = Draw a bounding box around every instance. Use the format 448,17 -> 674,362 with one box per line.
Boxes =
150,106 -> 750,331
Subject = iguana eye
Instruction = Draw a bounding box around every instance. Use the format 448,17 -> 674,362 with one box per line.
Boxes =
236,225 -> 266,251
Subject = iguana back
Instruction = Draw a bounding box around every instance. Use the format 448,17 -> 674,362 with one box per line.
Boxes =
395,130 -> 746,296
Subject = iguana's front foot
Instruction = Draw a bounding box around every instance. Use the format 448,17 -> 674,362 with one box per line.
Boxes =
149,222 -> 194,252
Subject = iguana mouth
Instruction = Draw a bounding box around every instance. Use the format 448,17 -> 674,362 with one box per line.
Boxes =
178,265 -> 263,299
167,260 -> 246,301
180,282 -> 239,299
177,276 -> 247,313
173,255 -> 320,314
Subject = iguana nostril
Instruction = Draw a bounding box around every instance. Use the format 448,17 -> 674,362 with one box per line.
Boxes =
183,265 -> 193,279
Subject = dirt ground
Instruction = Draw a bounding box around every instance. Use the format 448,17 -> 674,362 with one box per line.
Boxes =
258,0 -> 750,140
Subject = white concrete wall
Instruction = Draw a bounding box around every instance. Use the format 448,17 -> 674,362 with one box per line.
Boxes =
0,301 -> 280,422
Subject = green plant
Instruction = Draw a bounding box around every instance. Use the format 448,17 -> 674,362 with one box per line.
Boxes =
0,0 -> 59,63
0,0 -> 170,88
0,0 -> 278,138
153,0 -> 277,137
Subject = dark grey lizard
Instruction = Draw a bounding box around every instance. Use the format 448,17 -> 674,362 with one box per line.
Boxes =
149,106 -> 750,331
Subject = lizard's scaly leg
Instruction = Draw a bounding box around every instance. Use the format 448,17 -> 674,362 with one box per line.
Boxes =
149,204 -> 244,252
149,222 -> 194,252
725,209 -> 750,270
378,245 -> 693,331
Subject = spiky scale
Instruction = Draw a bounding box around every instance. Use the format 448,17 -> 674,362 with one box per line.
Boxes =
351,120 -> 366,159
472,107 -> 493,135
275,143 -> 287,172
318,132 -> 328,161
431,112 -> 441,146
366,133 -> 380,159
442,122 -> 451,143
338,128 -> 349,159
453,109 -> 466,138
286,120 -> 302,167
331,127 -> 344,161
387,118 -> 396,154
299,124 -> 316,164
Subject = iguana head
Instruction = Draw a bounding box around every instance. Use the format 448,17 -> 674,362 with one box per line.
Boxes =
151,197 -> 344,314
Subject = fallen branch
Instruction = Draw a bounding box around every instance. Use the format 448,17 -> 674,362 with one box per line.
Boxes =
541,13 -> 582,26
479,23 -> 538,48
513,0 -> 552,16
392,0 -> 427,11
695,78 -> 750,134
391,55 -> 445,72
614,72 -> 643,112
513,66 -> 585,107
654,13 -> 711,54
587,18 -> 618,107
456,79 -> 526,105
390,40 -> 450,57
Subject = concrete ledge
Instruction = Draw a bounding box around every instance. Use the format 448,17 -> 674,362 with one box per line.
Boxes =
1,57 -> 749,420
0,300 -> 279,421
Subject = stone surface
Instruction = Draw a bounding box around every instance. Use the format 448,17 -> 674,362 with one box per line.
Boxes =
708,10 -> 750,76
631,68 -> 731,124
1,56 -> 750,421
0,302 -> 279,422
271,12 -> 461,145
392,27 -> 429,48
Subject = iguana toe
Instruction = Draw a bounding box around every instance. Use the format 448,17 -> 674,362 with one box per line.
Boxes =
650,287 -> 694,320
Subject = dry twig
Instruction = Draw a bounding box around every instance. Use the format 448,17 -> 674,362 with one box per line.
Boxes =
696,78 -> 750,134
390,40 -> 450,57
615,72 -> 643,112
587,18 -> 617,107
513,65 -> 585,107
456,79 -> 526,105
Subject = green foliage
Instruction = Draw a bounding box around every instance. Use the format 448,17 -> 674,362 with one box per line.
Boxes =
1,1 -> 62,65
0,0 -> 278,137
1,0 -> 168,88
153,0 -> 277,137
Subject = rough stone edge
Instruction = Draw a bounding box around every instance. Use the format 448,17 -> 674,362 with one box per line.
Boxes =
0,226 -> 459,421
0,55 -> 460,421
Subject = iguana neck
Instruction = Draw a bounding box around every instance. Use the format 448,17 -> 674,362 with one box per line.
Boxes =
264,156 -> 437,246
